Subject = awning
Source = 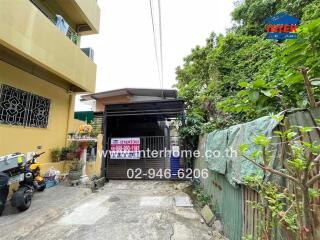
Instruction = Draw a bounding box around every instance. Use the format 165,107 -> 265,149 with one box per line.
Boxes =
104,100 -> 184,119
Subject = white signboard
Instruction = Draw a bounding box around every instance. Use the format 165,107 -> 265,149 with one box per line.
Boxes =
110,138 -> 140,159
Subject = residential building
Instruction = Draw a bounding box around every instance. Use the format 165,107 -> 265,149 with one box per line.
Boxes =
80,88 -> 185,179
0,0 -> 100,170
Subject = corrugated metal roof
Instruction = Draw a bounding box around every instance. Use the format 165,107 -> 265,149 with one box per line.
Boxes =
81,88 -> 177,101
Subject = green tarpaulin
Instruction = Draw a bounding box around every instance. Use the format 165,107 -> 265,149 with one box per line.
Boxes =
205,115 -> 278,186
74,111 -> 94,123
205,108 -> 320,187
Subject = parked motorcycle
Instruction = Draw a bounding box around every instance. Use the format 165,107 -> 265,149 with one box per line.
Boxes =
11,151 -> 46,211
0,172 -> 9,216
0,147 -> 46,215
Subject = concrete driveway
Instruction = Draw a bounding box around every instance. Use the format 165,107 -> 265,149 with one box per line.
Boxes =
0,181 -> 214,240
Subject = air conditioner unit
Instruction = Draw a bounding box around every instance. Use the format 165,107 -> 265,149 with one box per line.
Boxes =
81,48 -> 94,61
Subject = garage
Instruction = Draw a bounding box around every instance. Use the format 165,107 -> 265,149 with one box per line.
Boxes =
81,88 -> 186,180
103,99 -> 185,179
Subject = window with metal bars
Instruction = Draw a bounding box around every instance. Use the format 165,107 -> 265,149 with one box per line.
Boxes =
0,84 -> 51,128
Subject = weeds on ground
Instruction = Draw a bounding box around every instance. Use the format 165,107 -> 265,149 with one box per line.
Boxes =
193,187 -> 211,207
242,235 -> 254,240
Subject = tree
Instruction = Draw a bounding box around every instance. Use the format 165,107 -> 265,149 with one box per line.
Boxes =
241,116 -> 320,239
219,17 -> 320,118
175,1 -> 320,149
232,0 -> 317,36
280,18 -> 320,108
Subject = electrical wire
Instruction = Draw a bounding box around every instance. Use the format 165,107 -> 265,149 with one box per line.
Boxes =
149,0 -> 161,89
157,0 -> 164,97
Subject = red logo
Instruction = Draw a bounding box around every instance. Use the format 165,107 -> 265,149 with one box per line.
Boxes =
265,24 -> 297,33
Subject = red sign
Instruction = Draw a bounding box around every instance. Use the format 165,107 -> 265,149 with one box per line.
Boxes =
265,24 -> 297,33
110,138 -> 140,159
265,13 -> 300,40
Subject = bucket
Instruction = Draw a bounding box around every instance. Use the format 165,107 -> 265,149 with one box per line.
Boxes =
170,156 -> 180,178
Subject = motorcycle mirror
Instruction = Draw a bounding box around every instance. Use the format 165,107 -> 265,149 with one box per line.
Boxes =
37,146 -> 42,150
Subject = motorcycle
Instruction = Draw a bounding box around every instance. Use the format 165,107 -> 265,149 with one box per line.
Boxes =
0,172 -> 9,216
11,151 -> 46,211
0,147 -> 46,215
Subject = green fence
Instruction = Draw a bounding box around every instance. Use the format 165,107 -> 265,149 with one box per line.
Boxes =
206,170 -> 243,240
195,134 -> 243,240
195,108 -> 320,239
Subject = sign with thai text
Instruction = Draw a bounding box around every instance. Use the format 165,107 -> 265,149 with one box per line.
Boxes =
110,138 -> 140,159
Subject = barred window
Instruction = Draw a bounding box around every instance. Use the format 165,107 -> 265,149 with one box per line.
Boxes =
0,84 -> 51,128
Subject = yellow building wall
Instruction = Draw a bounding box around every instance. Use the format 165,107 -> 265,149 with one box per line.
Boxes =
0,60 -> 72,165
0,0 -> 97,92
0,61 -> 102,179
68,118 -> 87,133
94,134 -> 103,177
74,0 -> 101,33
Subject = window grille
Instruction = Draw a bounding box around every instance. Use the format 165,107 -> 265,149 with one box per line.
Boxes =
0,84 -> 51,128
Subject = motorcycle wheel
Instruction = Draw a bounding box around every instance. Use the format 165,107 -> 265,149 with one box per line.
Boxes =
0,187 -> 9,216
0,204 -> 4,216
0,173 -> 9,216
12,187 -> 32,212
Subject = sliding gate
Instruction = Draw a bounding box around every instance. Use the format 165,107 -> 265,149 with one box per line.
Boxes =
106,136 -> 184,180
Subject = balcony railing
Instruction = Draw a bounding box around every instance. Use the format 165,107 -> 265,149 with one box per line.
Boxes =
30,0 -> 79,45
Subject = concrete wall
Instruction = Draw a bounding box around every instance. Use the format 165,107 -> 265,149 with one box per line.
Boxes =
68,118 -> 87,133
0,61 -> 72,165
74,0 -> 101,33
0,61 -> 102,183
0,0 -> 97,92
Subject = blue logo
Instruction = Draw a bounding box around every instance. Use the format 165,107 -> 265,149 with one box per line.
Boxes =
265,13 -> 300,40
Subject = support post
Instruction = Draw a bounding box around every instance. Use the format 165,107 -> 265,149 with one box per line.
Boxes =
80,145 -> 89,183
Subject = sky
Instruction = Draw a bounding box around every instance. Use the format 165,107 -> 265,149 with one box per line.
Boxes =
77,0 -> 235,110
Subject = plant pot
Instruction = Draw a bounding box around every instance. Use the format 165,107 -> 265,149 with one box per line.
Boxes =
68,170 -> 82,181
66,153 -> 75,160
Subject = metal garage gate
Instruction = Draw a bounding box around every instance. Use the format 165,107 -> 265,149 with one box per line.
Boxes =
102,100 -> 185,180
106,136 -> 176,179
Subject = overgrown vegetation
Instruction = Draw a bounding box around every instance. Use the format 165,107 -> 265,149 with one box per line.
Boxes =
175,0 -> 320,150
240,115 -> 320,240
193,186 -> 212,208
176,2 -> 320,238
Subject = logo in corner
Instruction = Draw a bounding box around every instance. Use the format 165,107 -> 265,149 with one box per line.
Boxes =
265,13 -> 300,40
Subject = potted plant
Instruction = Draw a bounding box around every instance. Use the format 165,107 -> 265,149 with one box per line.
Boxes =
61,147 -> 69,161
67,131 -> 76,139
89,121 -> 101,138
78,124 -> 93,138
68,160 -> 84,181
65,142 -> 79,160
50,148 -> 61,162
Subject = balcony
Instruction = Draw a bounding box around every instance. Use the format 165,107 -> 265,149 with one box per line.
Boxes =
56,0 -> 101,34
0,0 -> 97,93
31,0 -> 100,35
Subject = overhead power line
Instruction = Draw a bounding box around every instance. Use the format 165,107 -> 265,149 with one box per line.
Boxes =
157,0 -> 164,93
149,0 -> 161,88
148,0 -> 164,97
